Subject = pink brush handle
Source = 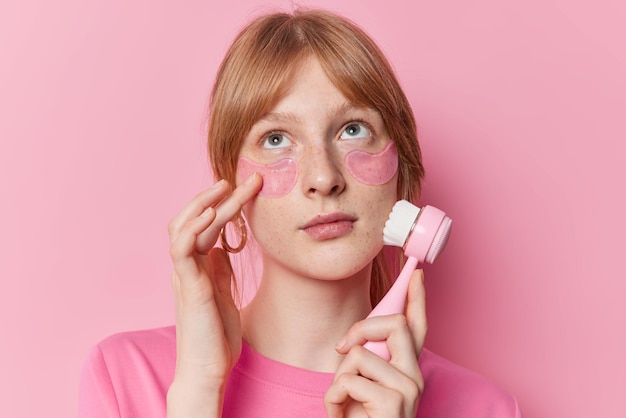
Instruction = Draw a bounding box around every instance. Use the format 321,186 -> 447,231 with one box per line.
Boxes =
362,256 -> 419,361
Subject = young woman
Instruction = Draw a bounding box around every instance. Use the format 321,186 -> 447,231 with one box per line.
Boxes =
79,9 -> 521,418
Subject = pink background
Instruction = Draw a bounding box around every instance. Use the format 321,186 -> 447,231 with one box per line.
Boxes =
1,0 -> 624,417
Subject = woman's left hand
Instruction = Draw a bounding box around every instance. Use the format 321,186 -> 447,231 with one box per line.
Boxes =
324,269 -> 427,418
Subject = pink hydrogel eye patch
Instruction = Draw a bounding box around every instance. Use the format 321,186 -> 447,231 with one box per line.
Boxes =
237,157 -> 298,198
344,141 -> 398,185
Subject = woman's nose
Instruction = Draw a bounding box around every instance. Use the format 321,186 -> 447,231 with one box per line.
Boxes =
300,144 -> 346,197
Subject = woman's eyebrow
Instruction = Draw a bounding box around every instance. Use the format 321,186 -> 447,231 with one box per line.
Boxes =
330,102 -> 361,118
331,102 -> 379,119
257,112 -> 302,124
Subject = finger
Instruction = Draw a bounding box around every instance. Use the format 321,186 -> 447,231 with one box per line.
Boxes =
335,315 -> 401,351
169,208 -> 217,278
216,172 -> 262,222
168,180 -> 229,243
195,173 -> 262,253
337,314 -> 417,364
325,372 -> 402,418
208,247 -> 234,300
336,313 -> 422,394
333,345 -> 419,400
406,269 -> 427,356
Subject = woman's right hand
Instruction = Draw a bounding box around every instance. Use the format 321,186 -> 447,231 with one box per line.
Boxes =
166,174 -> 262,418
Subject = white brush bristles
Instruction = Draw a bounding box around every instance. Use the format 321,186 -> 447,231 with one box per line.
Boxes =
383,200 -> 420,248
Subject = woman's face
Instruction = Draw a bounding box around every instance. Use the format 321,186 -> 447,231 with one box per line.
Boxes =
237,57 -> 398,281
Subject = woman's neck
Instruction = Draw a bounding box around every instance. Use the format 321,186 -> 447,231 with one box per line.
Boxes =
240,259 -> 373,373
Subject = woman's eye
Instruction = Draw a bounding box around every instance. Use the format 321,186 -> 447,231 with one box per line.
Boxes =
262,133 -> 291,148
340,123 -> 371,139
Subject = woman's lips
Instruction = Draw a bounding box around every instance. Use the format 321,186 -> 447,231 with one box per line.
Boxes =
301,213 -> 357,240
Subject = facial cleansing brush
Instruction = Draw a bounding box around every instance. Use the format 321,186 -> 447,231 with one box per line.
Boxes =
363,200 -> 452,360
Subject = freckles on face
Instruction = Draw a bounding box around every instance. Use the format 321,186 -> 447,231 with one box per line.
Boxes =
238,143 -> 400,280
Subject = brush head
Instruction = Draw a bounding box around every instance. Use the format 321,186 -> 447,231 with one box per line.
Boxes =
383,200 -> 452,264
383,200 -> 421,247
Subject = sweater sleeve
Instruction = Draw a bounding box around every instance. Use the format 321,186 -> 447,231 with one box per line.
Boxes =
78,344 -> 121,418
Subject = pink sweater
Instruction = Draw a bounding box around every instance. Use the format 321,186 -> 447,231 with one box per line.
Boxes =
78,326 -> 521,417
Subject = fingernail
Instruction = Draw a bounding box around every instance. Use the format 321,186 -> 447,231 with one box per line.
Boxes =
212,179 -> 226,189
334,336 -> 347,351
244,172 -> 259,185
200,207 -> 215,218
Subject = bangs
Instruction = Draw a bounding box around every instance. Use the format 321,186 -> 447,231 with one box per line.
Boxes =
291,11 -> 402,119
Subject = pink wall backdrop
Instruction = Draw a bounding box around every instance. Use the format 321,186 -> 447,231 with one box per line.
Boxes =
1,0 -> 624,416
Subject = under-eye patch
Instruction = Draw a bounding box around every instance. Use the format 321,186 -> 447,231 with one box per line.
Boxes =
344,141 -> 398,185
237,157 -> 298,198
